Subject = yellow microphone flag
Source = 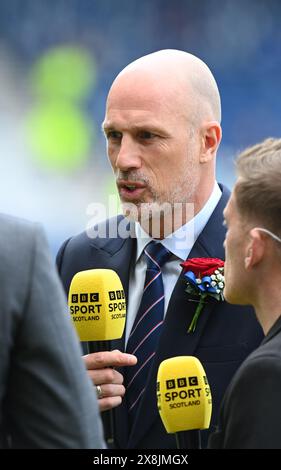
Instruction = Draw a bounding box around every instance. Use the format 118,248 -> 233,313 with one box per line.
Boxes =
157,356 -> 212,433
68,269 -> 126,341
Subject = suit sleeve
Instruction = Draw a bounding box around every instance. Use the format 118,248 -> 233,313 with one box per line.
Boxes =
6,225 -> 105,449
219,356 -> 281,449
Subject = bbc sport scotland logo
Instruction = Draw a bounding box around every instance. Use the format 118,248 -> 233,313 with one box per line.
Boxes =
166,376 -> 198,389
71,293 -> 99,303
108,290 -> 125,300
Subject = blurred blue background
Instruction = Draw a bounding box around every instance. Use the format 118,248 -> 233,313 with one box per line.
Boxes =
0,0 -> 280,257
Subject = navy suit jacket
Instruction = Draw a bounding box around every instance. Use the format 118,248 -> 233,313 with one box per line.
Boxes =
57,185 -> 264,449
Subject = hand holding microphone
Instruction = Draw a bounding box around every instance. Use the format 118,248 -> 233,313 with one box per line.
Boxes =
157,356 -> 212,449
84,349 -> 137,412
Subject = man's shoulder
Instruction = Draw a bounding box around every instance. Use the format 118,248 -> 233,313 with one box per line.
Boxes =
0,213 -> 43,262
61,215 -> 134,252
0,212 -> 39,237
0,214 -> 48,309
57,215 -> 136,290
228,338 -> 281,401
247,328 -> 281,364
57,215 -> 136,274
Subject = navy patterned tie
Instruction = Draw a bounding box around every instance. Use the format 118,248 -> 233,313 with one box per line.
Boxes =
125,241 -> 171,423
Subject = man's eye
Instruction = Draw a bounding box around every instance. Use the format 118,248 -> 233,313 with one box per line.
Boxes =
138,131 -> 156,140
106,131 -> 122,140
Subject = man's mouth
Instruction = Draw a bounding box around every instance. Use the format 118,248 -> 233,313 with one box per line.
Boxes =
123,184 -> 137,192
117,180 -> 147,199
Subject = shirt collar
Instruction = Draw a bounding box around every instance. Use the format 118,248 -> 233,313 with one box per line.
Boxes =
135,182 -> 222,262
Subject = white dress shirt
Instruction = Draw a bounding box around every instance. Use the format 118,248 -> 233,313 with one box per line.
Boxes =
125,182 -> 222,345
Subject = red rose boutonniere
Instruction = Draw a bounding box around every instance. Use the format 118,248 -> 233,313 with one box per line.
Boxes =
181,258 -> 225,333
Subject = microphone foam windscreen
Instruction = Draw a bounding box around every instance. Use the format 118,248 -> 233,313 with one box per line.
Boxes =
157,356 -> 212,433
68,269 -> 126,341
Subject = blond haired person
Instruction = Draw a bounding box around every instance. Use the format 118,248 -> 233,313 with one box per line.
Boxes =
209,138 -> 281,449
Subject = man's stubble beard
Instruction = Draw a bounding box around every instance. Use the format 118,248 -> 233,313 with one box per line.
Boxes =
119,157 -> 199,237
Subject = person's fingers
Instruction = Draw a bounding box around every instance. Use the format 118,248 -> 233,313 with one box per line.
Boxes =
94,382 -> 126,411
85,350 -> 137,411
99,396 -> 122,412
83,350 -> 137,370
96,383 -> 125,400
87,368 -> 124,385
96,385 -> 103,399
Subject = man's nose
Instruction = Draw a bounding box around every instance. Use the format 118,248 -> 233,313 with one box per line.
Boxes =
115,136 -> 141,171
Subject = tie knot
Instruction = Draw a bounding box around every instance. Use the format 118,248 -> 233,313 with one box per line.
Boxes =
144,241 -> 171,270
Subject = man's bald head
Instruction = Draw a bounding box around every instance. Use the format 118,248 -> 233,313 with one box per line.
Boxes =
104,49 -> 222,230
108,49 -> 221,125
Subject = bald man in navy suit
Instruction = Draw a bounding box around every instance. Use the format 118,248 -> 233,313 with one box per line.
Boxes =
57,49 -> 263,449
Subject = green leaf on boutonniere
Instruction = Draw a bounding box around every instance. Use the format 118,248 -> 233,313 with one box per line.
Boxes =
181,258 -> 225,333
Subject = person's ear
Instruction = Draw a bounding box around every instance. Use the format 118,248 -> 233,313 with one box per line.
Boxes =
200,121 -> 222,163
244,245 -> 253,270
244,229 -> 265,270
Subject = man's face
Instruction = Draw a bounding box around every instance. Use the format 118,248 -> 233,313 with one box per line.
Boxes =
102,72 -> 201,223
223,191 -> 251,304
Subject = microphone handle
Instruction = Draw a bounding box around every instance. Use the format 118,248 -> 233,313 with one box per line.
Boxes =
88,340 -> 110,353
175,430 -> 201,449
87,340 -> 115,448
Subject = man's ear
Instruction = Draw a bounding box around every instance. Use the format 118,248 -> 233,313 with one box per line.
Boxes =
244,244 -> 253,270
244,229 -> 265,270
200,121 -> 222,163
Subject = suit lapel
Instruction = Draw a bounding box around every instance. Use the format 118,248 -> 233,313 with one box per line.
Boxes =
127,185 -> 229,448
